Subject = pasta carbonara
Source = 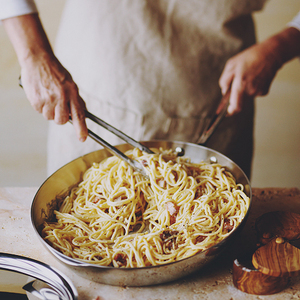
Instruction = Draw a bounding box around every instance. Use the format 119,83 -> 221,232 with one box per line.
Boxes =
42,148 -> 249,267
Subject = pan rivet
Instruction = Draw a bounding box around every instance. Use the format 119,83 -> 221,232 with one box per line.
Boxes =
175,147 -> 185,156
210,156 -> 217,163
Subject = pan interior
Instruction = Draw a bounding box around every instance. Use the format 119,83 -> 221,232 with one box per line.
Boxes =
30,140 -> 251,285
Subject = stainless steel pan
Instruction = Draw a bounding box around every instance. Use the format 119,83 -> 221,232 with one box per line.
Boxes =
31,140 -> 251,287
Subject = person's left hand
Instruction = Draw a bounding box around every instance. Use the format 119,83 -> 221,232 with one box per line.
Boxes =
219,42 -> 282,115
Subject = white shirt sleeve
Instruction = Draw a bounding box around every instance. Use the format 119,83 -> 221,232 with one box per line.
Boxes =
0,0 -> 38,20
288,11 -> 300,31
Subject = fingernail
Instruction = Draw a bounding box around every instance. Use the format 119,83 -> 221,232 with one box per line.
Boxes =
227,105 -> 234,115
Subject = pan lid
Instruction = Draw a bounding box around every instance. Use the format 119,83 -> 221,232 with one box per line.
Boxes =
0,252 -> 78,300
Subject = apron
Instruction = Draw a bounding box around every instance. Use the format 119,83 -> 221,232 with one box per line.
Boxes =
47,0 -> 267,177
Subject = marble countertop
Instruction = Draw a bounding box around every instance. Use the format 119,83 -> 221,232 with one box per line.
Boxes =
1,187 -> 300,300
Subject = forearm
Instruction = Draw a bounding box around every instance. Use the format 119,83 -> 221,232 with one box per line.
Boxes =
262,26 -> 300,68
2,13 -> 54,67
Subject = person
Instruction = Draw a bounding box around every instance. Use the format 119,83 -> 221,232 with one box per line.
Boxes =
1,0 -> 270,178
219,11 -> 300,115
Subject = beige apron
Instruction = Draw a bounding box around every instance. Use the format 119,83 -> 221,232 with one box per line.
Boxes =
48,0 -> 267,177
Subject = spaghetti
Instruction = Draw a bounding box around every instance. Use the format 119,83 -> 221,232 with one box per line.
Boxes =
42,148 -> 250,267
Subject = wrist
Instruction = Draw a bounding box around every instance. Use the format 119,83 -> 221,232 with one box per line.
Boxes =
19,47 -> 55,70
264,27 -> 300,67
3,13 -> 54,67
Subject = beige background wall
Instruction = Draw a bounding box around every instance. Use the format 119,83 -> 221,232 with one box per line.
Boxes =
0,0 -> 299,188
252,0 -> 300,188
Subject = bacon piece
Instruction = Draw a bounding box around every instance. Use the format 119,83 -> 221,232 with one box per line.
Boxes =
157,179 -> 166,188
141,159 -> 148,166
114,253 -> 127,267
224,219 -> 234,231
194,189 -> 201,200
91,197 -> 100,204
160,231 -> 170,241
171,170 -> 178,182
92,196 -> 107,204
160,230 -> 179,251
195,235 -> 206,243
115,195 -> 127,202
166,201 -> 177,215
93,255 -> 102,260
165,201 -> 179,225
165,240 -> 173,250
135,210 -> 143,218
160,230 -> 178,241
181,164 -> 192,176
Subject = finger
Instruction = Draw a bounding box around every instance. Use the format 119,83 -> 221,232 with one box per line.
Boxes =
69,96 -> 88,142
39,88 -> 57,120
219,63 -> 234,95
227,77 -> 244,115
54,96 -> 70,125
42,100 -> 55,120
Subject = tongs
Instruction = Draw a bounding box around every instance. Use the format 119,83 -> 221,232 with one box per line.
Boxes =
18,76 -> 153,178
71,88 -> 229,177
69,111 -> 154,178
196,89 -> 230,144
19,76 -> 229,177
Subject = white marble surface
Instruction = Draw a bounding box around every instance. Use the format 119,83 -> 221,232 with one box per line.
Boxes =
1,187 -> 300,300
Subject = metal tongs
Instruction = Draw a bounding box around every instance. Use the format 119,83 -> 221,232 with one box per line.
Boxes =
69,111 -> 154,178
19,76 -> 229,177
70,87 -> 229,177
18,76 -> 153,178
197,89 -> 231,144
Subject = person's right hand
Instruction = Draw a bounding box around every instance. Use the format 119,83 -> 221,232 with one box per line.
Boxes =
3,13 -> 88,142
20,53 -> 88,142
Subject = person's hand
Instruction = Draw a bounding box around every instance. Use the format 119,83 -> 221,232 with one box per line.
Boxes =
3,13 -> 88,142
219,43 -> 281,115
20,53 -> 88,142
219,26 -> 300,116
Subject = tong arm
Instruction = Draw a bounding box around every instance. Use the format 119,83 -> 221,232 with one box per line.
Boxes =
69,118 -> 149,179
197,89 -> 230,145
85,111 -> 154,154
